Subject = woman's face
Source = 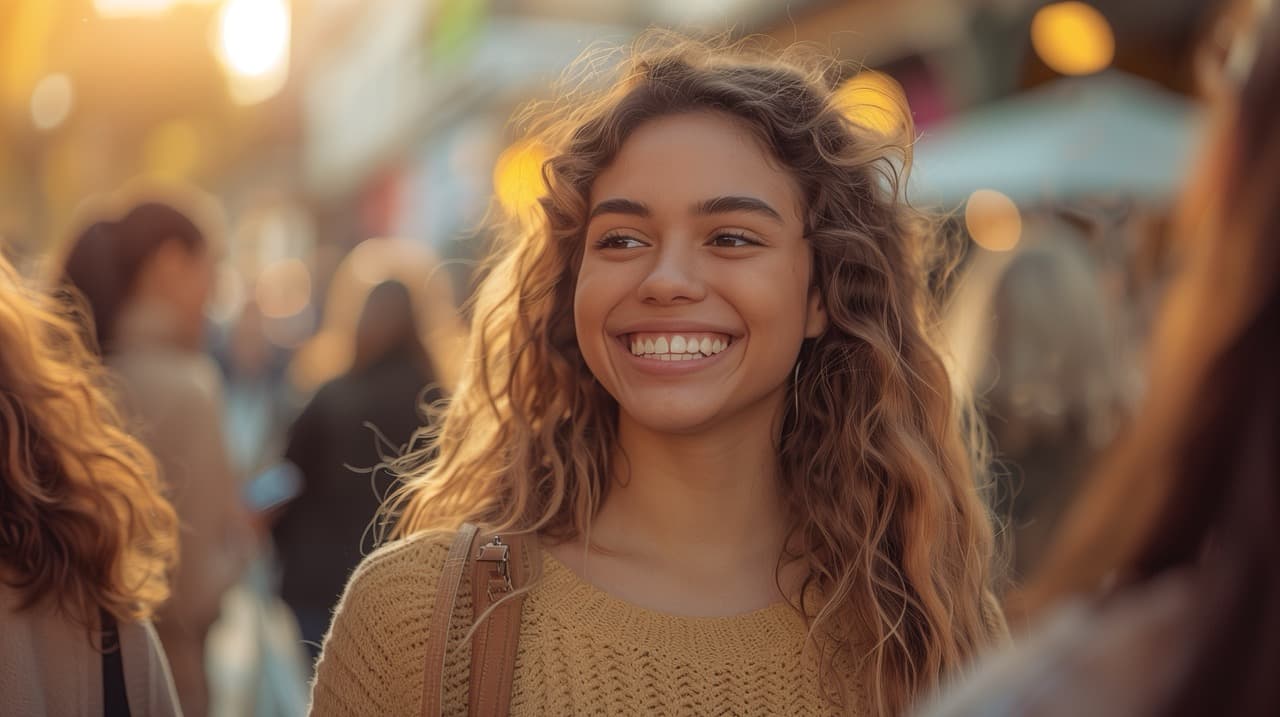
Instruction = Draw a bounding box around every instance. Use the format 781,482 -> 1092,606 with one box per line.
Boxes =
574,111 -> 826,435
133,239 -> 214,346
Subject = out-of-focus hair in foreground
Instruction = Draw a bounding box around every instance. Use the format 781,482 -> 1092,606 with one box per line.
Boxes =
0,251 -> 178,625
1022,2 -> 1280,714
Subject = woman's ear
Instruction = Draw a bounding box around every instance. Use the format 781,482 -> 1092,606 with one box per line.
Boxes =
803,284 -> 828,338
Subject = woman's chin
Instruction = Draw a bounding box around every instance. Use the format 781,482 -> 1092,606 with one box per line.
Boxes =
617,403 -> 723,437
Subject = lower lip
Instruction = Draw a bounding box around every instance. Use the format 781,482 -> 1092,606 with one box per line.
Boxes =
614,337 -> 735,376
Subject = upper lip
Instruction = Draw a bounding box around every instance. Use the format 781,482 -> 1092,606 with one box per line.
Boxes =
611,320 -> 742,337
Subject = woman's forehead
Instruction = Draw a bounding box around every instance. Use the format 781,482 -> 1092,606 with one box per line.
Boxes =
588,112 -> 805,224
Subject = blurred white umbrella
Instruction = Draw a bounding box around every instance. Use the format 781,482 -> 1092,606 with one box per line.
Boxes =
910,71 -> 1204,206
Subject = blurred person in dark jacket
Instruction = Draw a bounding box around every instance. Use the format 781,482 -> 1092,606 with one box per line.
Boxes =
919,2 -> 1280,715
61,198 -> 254,717
271,279 -> 444,661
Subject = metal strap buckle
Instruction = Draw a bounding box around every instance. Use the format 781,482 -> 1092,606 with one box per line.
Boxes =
476,536 -> 513,600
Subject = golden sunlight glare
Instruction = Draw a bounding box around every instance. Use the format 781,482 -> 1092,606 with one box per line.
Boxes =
1031,1 -> 1116,76
833,70 -> 909,138
215,0 -> 290,104
494,140 -> 549,221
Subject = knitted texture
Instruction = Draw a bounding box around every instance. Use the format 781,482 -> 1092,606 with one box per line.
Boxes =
309,531 -> 855,716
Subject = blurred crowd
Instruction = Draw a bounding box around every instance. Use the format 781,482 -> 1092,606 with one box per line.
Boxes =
1,0 -> 1277,715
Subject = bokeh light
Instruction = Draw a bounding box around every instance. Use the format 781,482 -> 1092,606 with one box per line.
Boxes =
1031,1 -> 1116,76
215,0 -> 290,104
493,139 -> 548,221
30,74 -> 73,131
964,189 -> 1022,252
833,70 -> 909,138
217,0 -> 289,77
255,258 -> 312,319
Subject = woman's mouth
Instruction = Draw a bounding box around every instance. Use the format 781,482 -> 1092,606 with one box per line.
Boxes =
622,332 -> 734,361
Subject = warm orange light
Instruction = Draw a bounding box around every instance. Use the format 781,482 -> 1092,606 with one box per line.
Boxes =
1031,2 -> 1115,76
833,71 -> 909,138
4,2 -> 57,112
964,189 -> 1022,252
493,140 -> 548,221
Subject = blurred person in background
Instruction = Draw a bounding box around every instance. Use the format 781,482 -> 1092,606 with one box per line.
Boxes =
61,199 -> 255,717
919,1 -> 1280,714
953,222 -> 1128,581
313,33 -> 1005,717
0,251 -> 181,715
219,299 -> 297,480
271,278 -> 444,663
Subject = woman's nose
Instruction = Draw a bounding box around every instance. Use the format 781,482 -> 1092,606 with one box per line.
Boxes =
636,239 -> 706,305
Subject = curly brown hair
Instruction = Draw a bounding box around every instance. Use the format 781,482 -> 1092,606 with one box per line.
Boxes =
0,252 -> 177,625
388,32 -> 999,713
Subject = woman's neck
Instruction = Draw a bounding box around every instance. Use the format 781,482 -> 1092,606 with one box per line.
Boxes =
599,415 -> 787,557
564,400 -> 798,616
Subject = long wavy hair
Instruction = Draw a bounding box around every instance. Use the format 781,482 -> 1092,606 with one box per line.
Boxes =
0,252 -> 177,626
388,33 -> 998,714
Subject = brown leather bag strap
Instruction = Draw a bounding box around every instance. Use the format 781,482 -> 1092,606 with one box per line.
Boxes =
422,523 -> 481,717
468,532 -> 535,717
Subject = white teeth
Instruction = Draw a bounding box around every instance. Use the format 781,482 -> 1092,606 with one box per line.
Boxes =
625,333 -> 732,358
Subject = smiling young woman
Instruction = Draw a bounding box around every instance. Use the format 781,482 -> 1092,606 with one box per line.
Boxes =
311,32 -> 1005,717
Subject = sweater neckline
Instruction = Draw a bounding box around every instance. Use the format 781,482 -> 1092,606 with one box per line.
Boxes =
533,548 -> 808,658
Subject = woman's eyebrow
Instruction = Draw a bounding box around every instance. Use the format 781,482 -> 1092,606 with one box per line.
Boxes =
694,195 -> 783,223
589,198 -> 650,220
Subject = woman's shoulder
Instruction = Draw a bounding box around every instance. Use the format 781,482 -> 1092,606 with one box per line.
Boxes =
344,530 -> 456,596
311,530 -> 464,715
322,529 -> 466,650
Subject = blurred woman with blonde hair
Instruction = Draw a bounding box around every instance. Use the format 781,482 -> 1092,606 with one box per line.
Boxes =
0,251 -> 181,715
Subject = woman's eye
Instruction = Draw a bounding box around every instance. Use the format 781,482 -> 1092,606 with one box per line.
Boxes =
708,232 -> 758,248
595,234 -> 646,249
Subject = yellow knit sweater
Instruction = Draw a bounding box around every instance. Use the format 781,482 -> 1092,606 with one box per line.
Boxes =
309,530 -> 1008,711
309,532 -> 1004,716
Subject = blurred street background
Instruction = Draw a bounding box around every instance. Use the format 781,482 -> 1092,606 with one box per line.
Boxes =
0,1 -> 1231,714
